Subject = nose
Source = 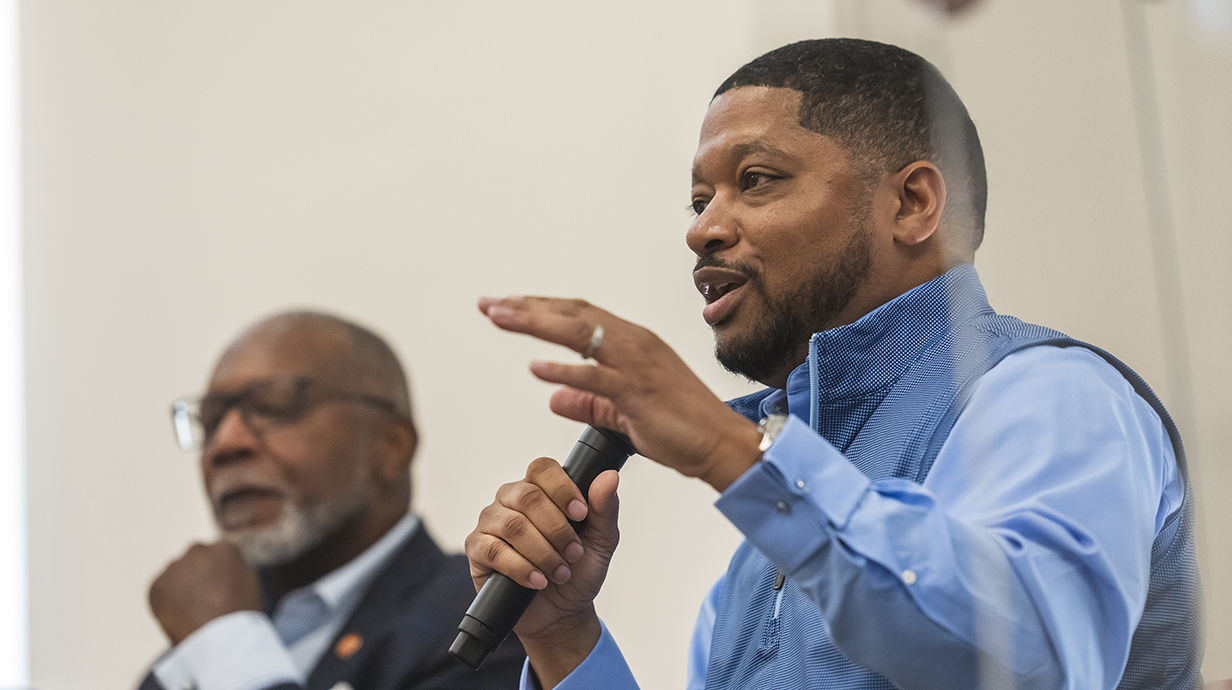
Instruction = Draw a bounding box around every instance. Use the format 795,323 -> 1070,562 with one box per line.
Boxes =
685,197 -> 739,258
202,407 -> 261,467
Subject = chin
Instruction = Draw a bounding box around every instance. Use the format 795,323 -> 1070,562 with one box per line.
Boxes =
710,313 -> 752,349
221,508 -> 323,568
220,488 -> 368,568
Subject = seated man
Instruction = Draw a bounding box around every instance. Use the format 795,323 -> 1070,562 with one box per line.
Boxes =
141,311 -> 524,690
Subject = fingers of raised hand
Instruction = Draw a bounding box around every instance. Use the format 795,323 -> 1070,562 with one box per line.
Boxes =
546,387 -> 623,432
529,360 -> 620,401
479,297 -> 615,360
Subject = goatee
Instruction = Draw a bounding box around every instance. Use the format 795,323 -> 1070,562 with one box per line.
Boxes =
711,224 -> 873,385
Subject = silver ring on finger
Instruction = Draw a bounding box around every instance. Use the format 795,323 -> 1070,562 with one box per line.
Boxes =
582,324 -> 604,360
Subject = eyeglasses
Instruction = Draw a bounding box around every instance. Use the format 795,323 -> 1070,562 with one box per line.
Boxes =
170,375 -> 402,452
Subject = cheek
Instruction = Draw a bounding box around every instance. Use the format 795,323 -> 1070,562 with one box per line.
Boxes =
757,218 -> 842,286
267,415 -> 373,498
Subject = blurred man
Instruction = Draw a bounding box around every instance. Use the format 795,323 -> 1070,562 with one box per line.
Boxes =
141,311 -> 524,690
466,39 -> 1200,689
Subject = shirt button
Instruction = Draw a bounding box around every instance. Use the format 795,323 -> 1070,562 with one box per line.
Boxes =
901,569 -> 917,585
776,500 -> 791,514
795,479 -> 807,490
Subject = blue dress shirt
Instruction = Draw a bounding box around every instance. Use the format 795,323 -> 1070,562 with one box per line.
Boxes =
520,310 -> 1180,688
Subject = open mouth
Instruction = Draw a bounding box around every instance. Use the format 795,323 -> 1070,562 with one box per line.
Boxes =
693,266 -> 750,325
694,267 -> 749,303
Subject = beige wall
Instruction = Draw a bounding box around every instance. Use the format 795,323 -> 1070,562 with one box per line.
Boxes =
20,1 -> 1230,688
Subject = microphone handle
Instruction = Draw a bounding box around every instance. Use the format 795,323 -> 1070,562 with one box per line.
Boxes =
449,426 -> 636,670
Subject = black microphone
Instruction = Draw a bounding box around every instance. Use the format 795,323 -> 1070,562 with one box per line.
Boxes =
449,425 -> 637,669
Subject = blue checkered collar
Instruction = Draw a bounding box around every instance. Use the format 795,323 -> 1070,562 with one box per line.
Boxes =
765,264 -> 992,422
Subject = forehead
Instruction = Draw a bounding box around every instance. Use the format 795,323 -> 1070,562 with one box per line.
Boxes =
208,322 -> 353,393
693,86 -> 844,177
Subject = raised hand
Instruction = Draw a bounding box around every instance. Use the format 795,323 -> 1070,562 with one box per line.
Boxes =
478,296 -> 762,492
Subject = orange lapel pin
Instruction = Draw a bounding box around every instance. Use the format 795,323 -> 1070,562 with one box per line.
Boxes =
335,633 -> 363,659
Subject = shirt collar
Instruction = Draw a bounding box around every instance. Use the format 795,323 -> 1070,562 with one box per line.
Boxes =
310,512 -> 420,613
772,264 -> 991,418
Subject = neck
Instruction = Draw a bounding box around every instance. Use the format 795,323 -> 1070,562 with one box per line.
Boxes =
758,262 -> 969,390
262,506 -> 404,597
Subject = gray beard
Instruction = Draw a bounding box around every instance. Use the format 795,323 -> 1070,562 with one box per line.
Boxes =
714,223 -> 873,385
219,482 -> 368,569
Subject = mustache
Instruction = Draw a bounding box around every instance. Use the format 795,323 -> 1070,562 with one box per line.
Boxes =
208,467 -> 287,505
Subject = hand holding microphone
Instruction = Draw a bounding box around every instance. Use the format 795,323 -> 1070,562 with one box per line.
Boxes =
464,296 -> 763,683
452,426 -> 636,669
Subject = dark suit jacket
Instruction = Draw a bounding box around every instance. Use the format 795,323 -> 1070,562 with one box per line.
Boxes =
140,528 -> 526,690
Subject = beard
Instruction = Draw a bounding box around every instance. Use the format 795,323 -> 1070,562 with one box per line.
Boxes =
711,219 -> 874,384
212,466 -> 371,569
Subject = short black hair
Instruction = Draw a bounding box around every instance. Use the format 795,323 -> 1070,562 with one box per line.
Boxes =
716,38 -> 987,249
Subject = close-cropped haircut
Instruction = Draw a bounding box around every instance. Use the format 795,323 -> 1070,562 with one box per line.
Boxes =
715,38 -> 988,250
259,310 -> 413,417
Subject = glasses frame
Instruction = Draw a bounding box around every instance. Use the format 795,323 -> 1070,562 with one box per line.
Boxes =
170,375 -> 405,452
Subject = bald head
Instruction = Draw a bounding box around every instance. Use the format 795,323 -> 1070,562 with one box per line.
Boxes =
215,311 -> 412,418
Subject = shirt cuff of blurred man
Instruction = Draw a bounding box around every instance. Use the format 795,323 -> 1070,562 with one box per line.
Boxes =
153,610 -> 302,690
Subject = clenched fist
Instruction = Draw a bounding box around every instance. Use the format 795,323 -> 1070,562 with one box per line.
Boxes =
148,541 -> 262,645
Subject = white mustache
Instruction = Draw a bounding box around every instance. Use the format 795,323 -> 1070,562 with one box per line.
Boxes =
208,467 -> 288,505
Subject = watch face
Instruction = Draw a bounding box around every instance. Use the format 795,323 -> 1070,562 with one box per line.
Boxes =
759,414 -> 789,452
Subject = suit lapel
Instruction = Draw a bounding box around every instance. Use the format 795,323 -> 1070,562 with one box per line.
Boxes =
306,527 -> 446,690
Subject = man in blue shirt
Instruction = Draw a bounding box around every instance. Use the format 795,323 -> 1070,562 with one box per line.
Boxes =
142,311 -> 524,690
467,39 -> 1200,688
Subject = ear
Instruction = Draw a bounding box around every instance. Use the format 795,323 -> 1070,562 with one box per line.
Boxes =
372,418 -> 417,484
891,161 -> 946,247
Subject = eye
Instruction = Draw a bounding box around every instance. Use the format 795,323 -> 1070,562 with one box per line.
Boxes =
743,170 -> 774,189
197,398 -> 229,437
689,198 -> 709,216
246,379 -> 308,424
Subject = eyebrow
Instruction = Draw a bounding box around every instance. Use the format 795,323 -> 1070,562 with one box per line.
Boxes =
692,139 -> 799,184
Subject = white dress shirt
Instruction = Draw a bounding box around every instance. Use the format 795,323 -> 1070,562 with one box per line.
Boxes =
152,513 -> 420,690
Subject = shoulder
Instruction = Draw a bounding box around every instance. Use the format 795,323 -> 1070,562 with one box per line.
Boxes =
948,344 -> 1177,500
977,344 -> 1166,431
985,344 -> 1145,396
928,343 -> 1181,529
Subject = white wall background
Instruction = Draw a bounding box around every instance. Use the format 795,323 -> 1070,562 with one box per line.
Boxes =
16,0 -> 1231,688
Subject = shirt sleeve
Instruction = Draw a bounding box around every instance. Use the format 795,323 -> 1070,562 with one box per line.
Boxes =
518,620 -> 640,690
152,611 -> 303,690
714,346 -> 1179,689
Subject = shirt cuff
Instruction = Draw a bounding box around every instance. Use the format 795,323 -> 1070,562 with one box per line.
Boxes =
153,611 -> 302,690
518,620 -> 639,690
715,415 -> 872,574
